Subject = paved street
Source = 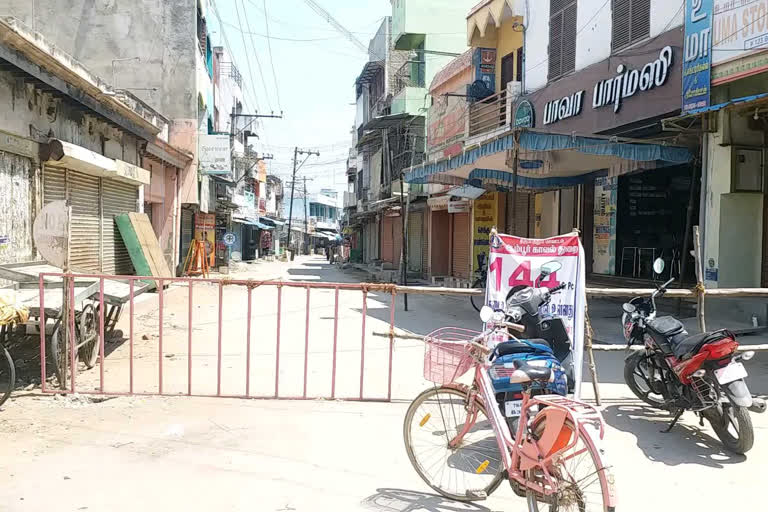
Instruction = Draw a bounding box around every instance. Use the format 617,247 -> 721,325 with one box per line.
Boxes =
1,256 -> 767,511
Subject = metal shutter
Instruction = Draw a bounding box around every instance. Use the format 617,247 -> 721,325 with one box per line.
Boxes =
0,151 -> 34,266
422,211 -> 429,274
102,179 -> 137,275
407,210 -> 423,273
451,212 -> 471,280
180,208 -> 194,270
506,192 -> 531,237
393,215 -> 403,270
68,171 -> 101,271
43,166 -> 66,204
381,216 -> 395,264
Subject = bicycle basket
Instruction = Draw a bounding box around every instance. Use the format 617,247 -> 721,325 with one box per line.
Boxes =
423,327 -> 482,385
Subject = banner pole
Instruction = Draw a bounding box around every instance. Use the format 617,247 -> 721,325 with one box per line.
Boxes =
584,303 -> 601,406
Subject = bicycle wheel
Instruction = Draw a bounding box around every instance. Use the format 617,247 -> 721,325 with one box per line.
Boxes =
525,419 -> 615,512
403,386 -> 504,502
0,345 -> 14,407
470,279 -> 485,312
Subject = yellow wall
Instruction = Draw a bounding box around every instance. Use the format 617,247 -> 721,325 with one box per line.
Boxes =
495,17 -> 524,92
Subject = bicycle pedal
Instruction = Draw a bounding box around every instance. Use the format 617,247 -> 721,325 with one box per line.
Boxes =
465,490 -> 487,500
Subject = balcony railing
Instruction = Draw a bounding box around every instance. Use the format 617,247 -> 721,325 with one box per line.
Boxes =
468,89 -> 508,138
392,60 -> 426,98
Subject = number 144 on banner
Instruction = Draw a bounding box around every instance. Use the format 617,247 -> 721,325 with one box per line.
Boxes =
485,232 -> 587,398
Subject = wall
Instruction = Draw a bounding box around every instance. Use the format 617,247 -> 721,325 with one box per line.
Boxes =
494,16 -> 524,91
392,86 -> 429,116
525,0 -> 684,92
719,194 -> 763,287
213,49 -> 243,133
0,150 -> 35,266
0,0 -> 198,120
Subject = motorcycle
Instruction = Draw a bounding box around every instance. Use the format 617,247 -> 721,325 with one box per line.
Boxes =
487,261 -> 575,431
622,258 -> 766,454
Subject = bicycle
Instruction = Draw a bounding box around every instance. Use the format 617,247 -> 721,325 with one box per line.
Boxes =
404,310 -> 616,511
0,301 -> 28,408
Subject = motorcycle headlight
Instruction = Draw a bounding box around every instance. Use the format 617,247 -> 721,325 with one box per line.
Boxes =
508,306 -> 524,322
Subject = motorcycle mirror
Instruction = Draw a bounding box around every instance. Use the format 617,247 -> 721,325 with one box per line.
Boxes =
622,303 -> 636,314
540,261 -> 562,277
652,258 -> 665,275
479,306 -> 494,323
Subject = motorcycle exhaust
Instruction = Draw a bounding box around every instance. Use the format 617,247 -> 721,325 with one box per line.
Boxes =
748,397 -> 767,414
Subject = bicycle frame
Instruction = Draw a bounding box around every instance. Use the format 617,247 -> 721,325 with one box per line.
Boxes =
448,339 -> 616,508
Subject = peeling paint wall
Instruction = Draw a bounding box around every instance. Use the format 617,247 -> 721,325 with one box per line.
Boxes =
0,150 -> 34,266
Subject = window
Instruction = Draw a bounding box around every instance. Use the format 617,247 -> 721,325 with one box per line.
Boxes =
548,0 -> 577,81
612,0 -> 651,52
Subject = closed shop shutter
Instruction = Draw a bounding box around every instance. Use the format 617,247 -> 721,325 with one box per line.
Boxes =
68,171 -> 101,271
422,212 -> 429,274
43,166 -> 66,204
180,209 -> 194,269
102,179 -> 138,275
407,210 -> 423,273
381,216 -> 395,264
506,192 -> 531,237
393,214 -> 403,269
451,212 -> 471,279
0,151 -> 34,266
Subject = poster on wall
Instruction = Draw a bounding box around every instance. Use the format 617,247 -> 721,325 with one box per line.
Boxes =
194,213 -> 216,268
593,177 -> 617,275
683,0 -> 713,112
473,192 -> 498,273
485,232 -> 587,398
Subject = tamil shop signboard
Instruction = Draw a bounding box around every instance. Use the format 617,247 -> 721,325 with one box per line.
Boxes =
527,29 -> 683,134
683,0 -> 713,112
199,134 -> 231,175
711,0 -> 768,84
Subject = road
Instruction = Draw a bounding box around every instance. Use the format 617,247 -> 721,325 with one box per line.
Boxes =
1,256 -> 766,511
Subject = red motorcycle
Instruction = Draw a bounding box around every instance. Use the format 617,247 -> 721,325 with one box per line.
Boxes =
621,259 -> 765,454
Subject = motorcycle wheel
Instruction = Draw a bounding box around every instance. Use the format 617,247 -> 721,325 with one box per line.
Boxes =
470,278 -> 485,312
705,404 -> 754,454
623,351 -> 667,409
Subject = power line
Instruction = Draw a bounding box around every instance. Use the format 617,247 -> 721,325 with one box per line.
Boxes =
214,0 -> 261,112
262,0 -> 282,111
238,0 -> 275,111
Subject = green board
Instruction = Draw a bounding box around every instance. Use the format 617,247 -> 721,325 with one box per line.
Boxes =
115,214 -> 156,289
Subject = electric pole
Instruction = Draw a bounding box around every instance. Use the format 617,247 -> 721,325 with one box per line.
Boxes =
303,176 -> 309,256
285,147 -> 320,260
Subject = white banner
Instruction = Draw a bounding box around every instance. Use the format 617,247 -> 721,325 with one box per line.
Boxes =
486,232 -> 586,398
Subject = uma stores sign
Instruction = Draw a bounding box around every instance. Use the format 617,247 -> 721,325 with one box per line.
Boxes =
543,46 -> 674,126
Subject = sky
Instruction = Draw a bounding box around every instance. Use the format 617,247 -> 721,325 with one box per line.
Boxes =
208,0 -> 392,197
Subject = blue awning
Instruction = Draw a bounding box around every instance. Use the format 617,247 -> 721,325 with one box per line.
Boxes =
404,128 -> 693,187
233,217 -> 274,229
686,93 -> 768,115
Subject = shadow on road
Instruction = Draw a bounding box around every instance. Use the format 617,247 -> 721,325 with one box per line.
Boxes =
362,488 -> 494,512
602,402 -> 747,467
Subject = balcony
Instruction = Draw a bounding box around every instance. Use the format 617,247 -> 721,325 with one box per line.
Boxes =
343,191 -> 356,208
391,60 -> 427,115
466,82 -> 522,142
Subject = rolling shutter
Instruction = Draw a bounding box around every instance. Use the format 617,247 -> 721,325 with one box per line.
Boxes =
68,171 -> 101,271
451,212 -> 471,280
102,179 -> 138,275
180,209 -> 194,270
407,210 -> 423,273
43,166 -> 66,204
506,192 -> 532,237
381,216 -> 395,264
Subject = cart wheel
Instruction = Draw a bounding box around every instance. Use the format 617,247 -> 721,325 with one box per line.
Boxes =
49,321 -> 74,388
78,304 -> 100,369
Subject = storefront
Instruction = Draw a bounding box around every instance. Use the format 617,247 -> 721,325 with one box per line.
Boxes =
41,140 -> 149,275
450,200 -> 472,280
406,203 -> 428,276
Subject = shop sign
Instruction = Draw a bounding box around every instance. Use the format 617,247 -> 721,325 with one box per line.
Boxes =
683,0 -> 713,112
199,134 -> 231,175
543,91 -> 584,125
222,232 -> 236,247
194,213 -> 216,268
448,199 -> 471,213
486,232 -> 587,398
514,99 -> 535,128
472,192 -> 498,273
473,47 -> 497,92
712,0 -> 768,66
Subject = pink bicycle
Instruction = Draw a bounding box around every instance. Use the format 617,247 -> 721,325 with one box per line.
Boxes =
403,320 -> 616,511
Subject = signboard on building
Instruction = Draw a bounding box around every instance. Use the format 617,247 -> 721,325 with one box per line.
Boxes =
473,47 -> 497,91
485,232 -> 587,398
592,177 -> 618,275
525,30 -> 683,134
683,0 -> 713,112
448,199 -> 471,213
32,200 -> 70,269
199,134 -> 231,175
473,192 -> 498,272
514,99 -> 535,128
711,0 -> 768,83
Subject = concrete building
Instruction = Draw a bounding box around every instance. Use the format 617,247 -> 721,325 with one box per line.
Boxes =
0,17 -> 187,276
0,0 -> 218,270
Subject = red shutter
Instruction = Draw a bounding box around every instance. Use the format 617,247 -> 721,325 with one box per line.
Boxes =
451,212 -> 471,280
381,216 -> 394,263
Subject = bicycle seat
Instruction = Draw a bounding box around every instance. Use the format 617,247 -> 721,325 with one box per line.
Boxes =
512,360 -> 552,382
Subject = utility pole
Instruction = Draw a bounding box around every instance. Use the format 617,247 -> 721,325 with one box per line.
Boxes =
286,147 -> 320,260
303,176 -> 309,256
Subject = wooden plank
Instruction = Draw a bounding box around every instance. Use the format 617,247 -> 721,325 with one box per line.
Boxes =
114,214 -> 156,289
128,212 -> 173,278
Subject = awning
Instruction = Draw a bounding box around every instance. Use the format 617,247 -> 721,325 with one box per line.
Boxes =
405,129 -> 693,190
260,217 -> 285,227
232,216 -> 273,230
363,113 -> 422,131
355,61 -> 383,86
676,93 -> 768,116
42,139 -> 150,185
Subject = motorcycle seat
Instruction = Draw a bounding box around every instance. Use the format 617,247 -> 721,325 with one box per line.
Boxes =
672,330 -> 733,360
495,339 -> 552,358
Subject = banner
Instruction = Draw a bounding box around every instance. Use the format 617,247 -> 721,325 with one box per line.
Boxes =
683,0 -> 713,112
472,192 -> 498,273
486,232 -> 586,398
194,213 -> 216,268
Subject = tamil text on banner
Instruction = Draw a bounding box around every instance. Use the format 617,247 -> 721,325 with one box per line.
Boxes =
683,0 -> 713,112
486,232 -> 586,398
